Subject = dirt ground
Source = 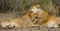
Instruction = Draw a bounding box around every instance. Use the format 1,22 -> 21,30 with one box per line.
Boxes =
0,27 -> 60,31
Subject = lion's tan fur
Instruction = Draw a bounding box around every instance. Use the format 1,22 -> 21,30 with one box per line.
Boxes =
0,4 -> 60,28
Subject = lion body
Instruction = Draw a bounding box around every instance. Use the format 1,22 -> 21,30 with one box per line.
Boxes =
0,4 -> 60,28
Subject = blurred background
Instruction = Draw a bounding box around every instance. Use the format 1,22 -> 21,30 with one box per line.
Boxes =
0,0 -> 60,21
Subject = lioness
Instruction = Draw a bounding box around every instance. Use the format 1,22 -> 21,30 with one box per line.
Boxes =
0,4 -> 60,28
0,5 -> 40,28
29,4 -> 59,28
